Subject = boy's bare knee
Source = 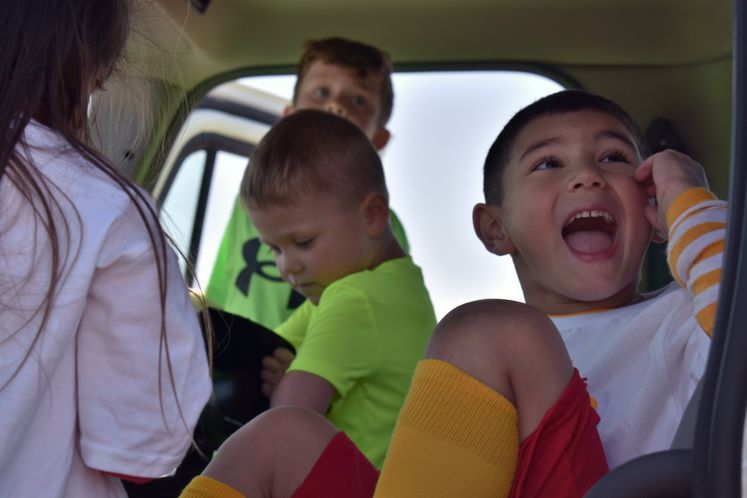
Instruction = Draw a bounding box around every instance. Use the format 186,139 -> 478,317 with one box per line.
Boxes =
252,406 -> 338,455
262,407 -> 340,496
428,299 -> 558,360
425,300 -> 571,402
204,406 -> 338,497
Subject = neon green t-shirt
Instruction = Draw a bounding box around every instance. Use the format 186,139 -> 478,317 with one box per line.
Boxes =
205,195 -> 410,329
276,256 -> 436,468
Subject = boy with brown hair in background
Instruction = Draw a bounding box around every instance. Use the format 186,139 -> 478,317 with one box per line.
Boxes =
197,109 -> 435,486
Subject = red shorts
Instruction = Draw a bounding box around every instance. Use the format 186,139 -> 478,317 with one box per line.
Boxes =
291,431 -> 379,498
293,369 -> 607,498
510,369 -> 608,498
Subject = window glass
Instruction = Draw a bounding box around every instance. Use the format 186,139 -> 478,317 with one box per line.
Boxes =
160,149 -> 207,274
197,150 -> 250,283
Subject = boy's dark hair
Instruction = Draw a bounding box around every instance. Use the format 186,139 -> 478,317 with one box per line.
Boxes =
242,109 -> 388,210
293,37 -> 395,126
483,89 -> 650,205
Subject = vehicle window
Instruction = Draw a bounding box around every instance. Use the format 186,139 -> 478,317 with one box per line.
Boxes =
199,150 -> 249,281
160,149 -> 207,275
242,71 -> 563,317
160,71 -> 563,317
160,146 -> 252,284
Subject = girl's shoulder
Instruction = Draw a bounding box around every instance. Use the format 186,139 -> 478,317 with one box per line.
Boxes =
23,121 -> 151,219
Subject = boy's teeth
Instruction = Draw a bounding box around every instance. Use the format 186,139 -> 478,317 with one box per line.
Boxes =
569,210 -> 614,224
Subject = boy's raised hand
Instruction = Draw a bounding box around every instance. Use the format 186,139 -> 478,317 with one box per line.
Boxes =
634,149 -> 709,238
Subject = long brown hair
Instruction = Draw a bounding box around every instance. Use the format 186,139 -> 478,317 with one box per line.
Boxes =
0,0 -> 192,424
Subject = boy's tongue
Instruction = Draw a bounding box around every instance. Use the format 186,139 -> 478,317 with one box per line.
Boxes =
565,230 -> 614,254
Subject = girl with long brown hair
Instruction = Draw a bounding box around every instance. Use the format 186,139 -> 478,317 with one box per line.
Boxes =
0,1 -> 211,496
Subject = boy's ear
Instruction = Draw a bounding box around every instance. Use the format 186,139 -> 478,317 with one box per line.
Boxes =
371,127 -> 391,151
360,192 -> 390,236
283,105 -> 296,117
651,228 -> 668,244
473,203 -> 515,255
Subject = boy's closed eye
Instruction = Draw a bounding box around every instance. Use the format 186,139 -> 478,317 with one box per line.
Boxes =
265,239 -> 314,253
295,238 -> 314,249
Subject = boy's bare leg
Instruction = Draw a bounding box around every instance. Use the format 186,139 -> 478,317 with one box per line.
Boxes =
375,299 -> 574,498
200,406 -> 338,498
429,299 -> 573,439
191,301 -> 573,498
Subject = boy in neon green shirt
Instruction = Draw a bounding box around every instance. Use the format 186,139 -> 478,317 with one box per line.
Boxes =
242,109 -> 435,467
274,257 -> 434,467
205,37 -> 409,329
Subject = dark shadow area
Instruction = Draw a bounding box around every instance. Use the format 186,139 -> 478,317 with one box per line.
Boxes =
125,308 -> 295,498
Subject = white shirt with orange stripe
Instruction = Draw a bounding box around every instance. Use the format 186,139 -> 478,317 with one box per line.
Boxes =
550,188 -> 725,470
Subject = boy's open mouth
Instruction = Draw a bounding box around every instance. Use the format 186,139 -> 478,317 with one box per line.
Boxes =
562,210 -> 617,255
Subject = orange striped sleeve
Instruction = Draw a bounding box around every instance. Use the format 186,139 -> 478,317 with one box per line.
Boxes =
668,224 -> 725,286
665,187 -> 726,337
666,188 -> 717,228
695,303 -> 718,337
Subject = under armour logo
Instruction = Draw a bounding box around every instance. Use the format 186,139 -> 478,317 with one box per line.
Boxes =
235,238 -> 304,310
235,238 -> 283,295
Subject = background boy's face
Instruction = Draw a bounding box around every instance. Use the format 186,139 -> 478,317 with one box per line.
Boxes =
287,60 -> 390,150
492,110 -> 653,313
248,192 -> 375,305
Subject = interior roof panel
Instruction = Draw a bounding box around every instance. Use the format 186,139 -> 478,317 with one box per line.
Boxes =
146,0 -> 732,82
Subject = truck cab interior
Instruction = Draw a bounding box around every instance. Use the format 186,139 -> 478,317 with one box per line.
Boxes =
104,0 -> 745,496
